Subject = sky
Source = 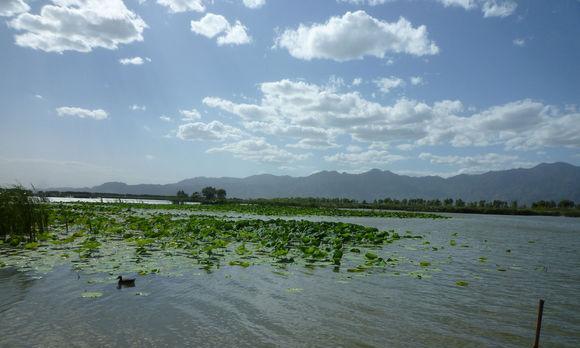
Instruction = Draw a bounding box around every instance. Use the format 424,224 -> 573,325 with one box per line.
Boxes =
0,0 -> 579,188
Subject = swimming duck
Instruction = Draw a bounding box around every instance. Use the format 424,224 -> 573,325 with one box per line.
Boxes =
117,276 -> 135,288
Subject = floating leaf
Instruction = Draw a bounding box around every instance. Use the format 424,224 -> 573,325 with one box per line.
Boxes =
286,288 -> 303,293
81,291 -> 103,298
24,242 -> 40,250
455,281 -> 469,287
229,260 -> 250,268
364,252 -> 378,260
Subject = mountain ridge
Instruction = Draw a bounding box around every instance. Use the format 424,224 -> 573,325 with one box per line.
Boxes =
49,162 -> 580,204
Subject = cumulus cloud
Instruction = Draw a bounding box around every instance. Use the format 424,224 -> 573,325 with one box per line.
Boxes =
325,150 -> 405,166
242,0 -> 265,9
156,0 -> 205,13
177,121 -> 244,141
191,13 -> 251,46
179,108 -> 201,120
203,79 -> 580,151
56,106 -> 108,120
160,115 -> 172,122
119,56 -> 151,65
207,138 -> 310,163
0,0 -> 29,17
375,76 -> 405,93
437,0 -> 517,18
8,0 -> 147,53
274,11 -> 439,61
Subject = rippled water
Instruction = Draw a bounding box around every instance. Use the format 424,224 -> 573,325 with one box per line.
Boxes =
1,214 -> 579,347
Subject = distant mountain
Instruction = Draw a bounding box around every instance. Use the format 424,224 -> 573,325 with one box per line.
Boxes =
51,162 -> 580,204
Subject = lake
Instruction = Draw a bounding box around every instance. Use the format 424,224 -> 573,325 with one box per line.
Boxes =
1,212 -> 579,347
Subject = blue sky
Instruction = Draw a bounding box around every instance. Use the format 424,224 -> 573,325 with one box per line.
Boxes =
1,0 -> 579,187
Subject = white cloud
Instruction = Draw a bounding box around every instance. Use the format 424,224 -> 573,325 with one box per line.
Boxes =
156,0 -> 205,13
119,56 -> 151,65
207,138 -> 310,163
326,75 -> 346,91
145,154 -> 156,160
274,11 -> 439,61
8,0 -> 147,53
179,108 -> 201,120
217,21 -> 252,46
243,0 -> 265,9
286,138 -> 339,150
191,13 -> 229,38
177,121 -> 244,141
396,143 -> 415,151
204,79 -> 580,151
130,104 -> 146,111
0,0 -> 29,17
56,106 -> 108,120
352,78 -> 363,86
437,0 -> 477,10
481,0 -> 517,18
410,76 -> 424,85
325,149 -> 405,166
191,13 -> 251,46
337,0 -> 389,5
375,76 -> 405,93
513,38 -> 526,47
438,0 -> 517,18
160,115 -> 172,122
419,152 -> 534,173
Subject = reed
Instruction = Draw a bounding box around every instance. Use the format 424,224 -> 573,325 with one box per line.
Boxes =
0,186 -> 49,244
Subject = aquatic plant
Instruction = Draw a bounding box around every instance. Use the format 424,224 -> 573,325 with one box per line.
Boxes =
0,203 -> 432,277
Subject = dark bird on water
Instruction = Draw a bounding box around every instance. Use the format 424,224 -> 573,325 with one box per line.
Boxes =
117,276 -> 135,288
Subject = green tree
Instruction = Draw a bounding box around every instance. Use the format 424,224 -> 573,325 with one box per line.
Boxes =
558,199 -> 575,209
216,189 -> 227,201
202,187 -> 217,201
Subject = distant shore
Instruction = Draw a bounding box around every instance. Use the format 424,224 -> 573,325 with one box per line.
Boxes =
39,191 -> 580,218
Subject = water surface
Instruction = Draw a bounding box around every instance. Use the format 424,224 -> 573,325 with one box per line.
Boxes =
1,213 -> 579,347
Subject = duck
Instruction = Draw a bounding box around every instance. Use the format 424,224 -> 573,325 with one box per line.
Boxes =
116,275 -> 135,288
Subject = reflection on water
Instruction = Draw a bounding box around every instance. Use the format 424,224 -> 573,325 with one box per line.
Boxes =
1,214 -> 579,347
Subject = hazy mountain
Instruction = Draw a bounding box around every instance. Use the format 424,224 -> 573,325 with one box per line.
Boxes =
52,162 -> 580,204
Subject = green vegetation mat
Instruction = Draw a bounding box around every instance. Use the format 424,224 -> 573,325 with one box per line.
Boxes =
116,202 -> 449,219
0,203 -> 435,277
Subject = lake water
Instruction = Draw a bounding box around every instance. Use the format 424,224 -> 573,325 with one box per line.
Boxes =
1,213 -> 579,347
46,197 -> 174,205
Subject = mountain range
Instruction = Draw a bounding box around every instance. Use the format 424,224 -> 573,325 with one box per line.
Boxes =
52,162 -> 580,204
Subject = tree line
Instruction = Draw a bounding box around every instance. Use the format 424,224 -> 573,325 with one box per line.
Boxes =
175,186 -> 227,204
